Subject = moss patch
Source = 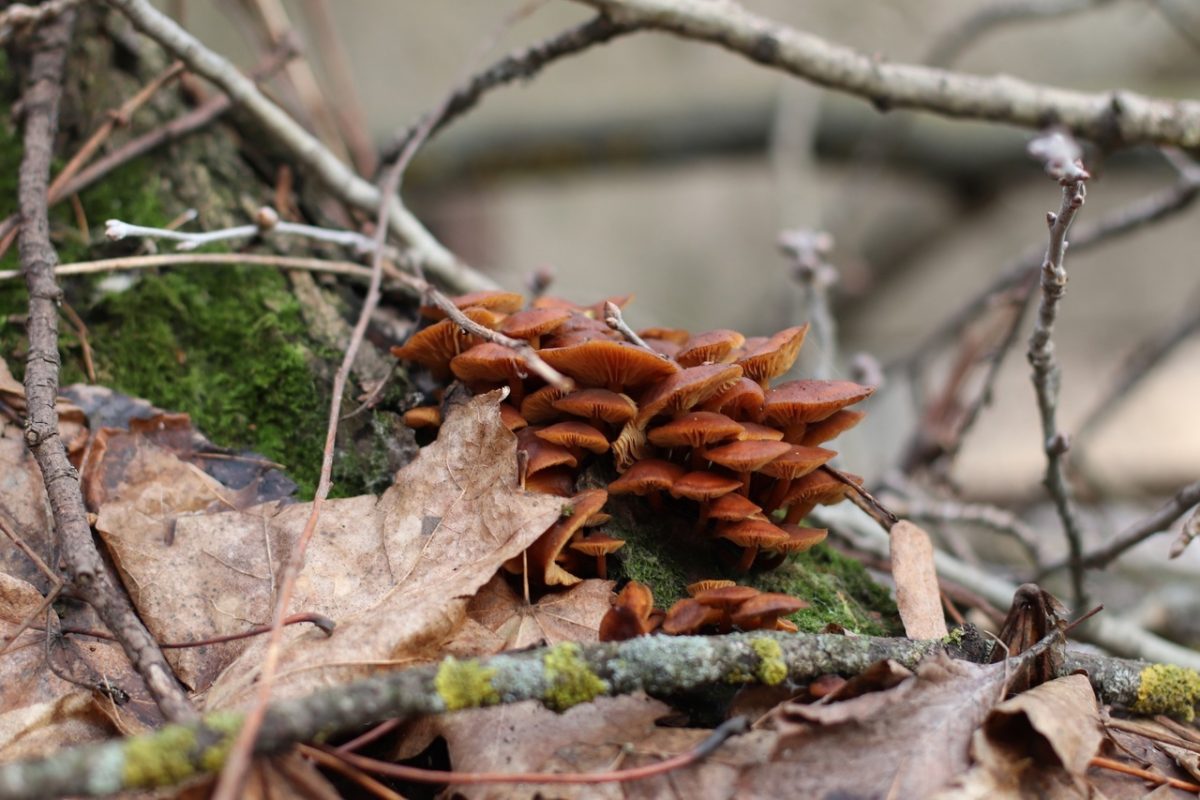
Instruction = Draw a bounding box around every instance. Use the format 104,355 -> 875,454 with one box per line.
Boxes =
1133,663 -> 1200,721
751,637 -> 788,685
754,545 -> 900,636
542,642 -> 607,711
122,724 -> 199,789
435,656 -> 501,711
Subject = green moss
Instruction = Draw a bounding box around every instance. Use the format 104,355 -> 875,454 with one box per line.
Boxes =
121,724 -> 199,789
542,642 -> 608,712
753,544 -> 900,636
751,637 -> 788,685
1133,663 -> 1200,721
435,656 -> 500,711
197,711 -> 243,773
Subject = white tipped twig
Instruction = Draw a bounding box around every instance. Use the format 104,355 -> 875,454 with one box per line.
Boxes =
1026,130 -> 1090,610
604,300 -> 664,357
105,207 -> 390,255
780,228 -> 838,379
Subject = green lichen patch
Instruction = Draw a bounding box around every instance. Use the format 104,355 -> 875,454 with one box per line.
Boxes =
751,637 -> 788,686
197,710 -> 243,773
542,642 -> 608,712
1133,663 -> 1200,721
121,724 -> 199,789
435,656 -> 501,711
753,545 -> 900,636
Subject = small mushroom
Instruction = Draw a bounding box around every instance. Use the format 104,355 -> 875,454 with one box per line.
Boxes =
762,379 -> 875,442
670,470 -> 744,528
661,598 -> 725,635
780,470 -> 861,524
569,532 -> 625,579
421,290 -> 525,319
536,420 -> 610,456
553,388 -> 638,428
540,339 -> 679,393
525,489 -> 608,587
498,307 -> 571,348
402,405 -> 441,429
635,364 -> 743,430
755,524 -> 828,569
697,439 -> 792,496
715,519 -> 789,573
607,458 -> 685,512
707,492 -> 768,524
800,409 -> 865,446
736,324 -> 810,389
451,342 -> 532,404
730,592 -> 808,630
599,581 -> 657,641
647,412 -> 744,456
686,579 -> 737,596
521,385 -> 570,424
759,444 -> 838,512
524,467 -> 575,496
498,403 -> 527,432
676,329 -> 745,367
700,377 -> 764,422
737,422 -> 785,441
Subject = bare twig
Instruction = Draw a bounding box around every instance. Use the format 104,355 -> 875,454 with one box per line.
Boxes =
324,716 -> 749,786
821,465 -> 898,531
16,7 -> 194,723
105,206 -> 384,253
883,494 -> 1042,565
779,228 -> 838,379
0,0 -> 78,45
1170,507 -> 1200,559
567,0 -> 1200,148
104,0 -> 495,293
0,252 -> 376,283
1039,480 -> 1200,573
379,14 -> 634,164
1089,756 -> 1200,793
604,300 -> 663,356
924,0 -> 1117,67
1025,130 -> 1090,611
32,611 -> 334,649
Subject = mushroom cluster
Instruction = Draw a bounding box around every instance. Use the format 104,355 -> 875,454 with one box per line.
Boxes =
394,291 -> 874,582
598,580 -> 809,641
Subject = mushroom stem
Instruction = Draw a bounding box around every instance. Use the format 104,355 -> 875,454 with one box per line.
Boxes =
783,422 -> 806,443
765,478 -> 792,513
738,472 -> 752,497
507,379 -> 526,406
696,501 -> 711,533
734,544 -> 758,573
647,492 -> 664,514
595,555 -> 608,580
784,501 -> 816,525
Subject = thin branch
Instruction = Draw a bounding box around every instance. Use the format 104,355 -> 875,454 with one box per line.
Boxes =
32,611 -> 334,649
1038,480 -> 1200,573
568,0 -> 1200,148
0,42 -> 294,246
105,207 -> 383,253
15,7 -> 194,724
0,0 -> 78,46
924,0 -> 1118,67
604,300 -> 663,356
325,716 -> 749,786
1089,756 -> 1200,793
378,14 -> 634,164
882,494 -> 1042,565
1025,131 -> 1090,612
104,0 -> 496,293
0,252 -> 375,283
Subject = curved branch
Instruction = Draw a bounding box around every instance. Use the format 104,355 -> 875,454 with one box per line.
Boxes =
571,0 -> 1200,148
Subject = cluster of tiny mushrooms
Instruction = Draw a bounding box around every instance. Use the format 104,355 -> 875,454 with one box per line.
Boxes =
394,291 -> 874,639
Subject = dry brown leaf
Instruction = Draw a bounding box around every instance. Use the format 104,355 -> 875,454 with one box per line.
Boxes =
200,392 -> 564,709
934,674 -> 1102,799
891,519 -> 948,639
0,573 -> 123,760
457,575 -> 614,653
747,653 -> 1008,798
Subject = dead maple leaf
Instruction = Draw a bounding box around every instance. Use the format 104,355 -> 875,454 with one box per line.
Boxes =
195,391 -> 564,709
748,653 -> 1011,798
935,674 -> 1102,799
891,519 -> 948,639
455,574 -> 614,654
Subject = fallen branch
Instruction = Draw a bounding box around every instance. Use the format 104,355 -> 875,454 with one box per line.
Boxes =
15,7 -> 194,724
1,624 -> 1197,799
569,0 -> 1200,148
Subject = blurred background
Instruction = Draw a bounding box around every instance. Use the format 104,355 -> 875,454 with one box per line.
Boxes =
174,0 -> 1200,508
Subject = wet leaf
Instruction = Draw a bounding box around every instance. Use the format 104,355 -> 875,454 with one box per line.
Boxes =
457,575 -> 614,653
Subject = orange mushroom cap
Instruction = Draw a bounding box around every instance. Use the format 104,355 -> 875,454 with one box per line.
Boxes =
498,403 -> 527,431
599,580 -> 656,641
450,342 -> 527,387
800,409 -> 866,446
669,471 -> 743,501
699,439 -> 792,474
716,519 -> 789,549
766,524 -> 828,554
421,290 -> 524,319
517,427 -> 578,474
499,307 -> 571,342
525,489 -> 608,586
637,327 -> 691,346
692,584 -> 760,610
707,492 -> 767,522
762,379 -> 875,427
402,405 -> 441,429
736,324 -> 809,387
635,363 -> 743,428
737,422 -> 785,441
524,467 -> 576,496
686,579 -> 737,597
676,329 -> 745,367
661,598 -> 725,635
553,388 -> 638,426
539,340 -> 679,392
521,385 -> 570,424
759,445 -> 837,481
390,309 -> 493,377
536,420 -> 610,454
647,411 -> 743,449
700,377 -> 764,421
608,458 -> 685,495
730,592 -> 809,629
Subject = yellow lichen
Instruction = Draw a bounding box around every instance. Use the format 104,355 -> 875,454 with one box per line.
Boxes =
725,666 -> 754,684
751,638 -> 788,686
122,724 -> 199,788
542,642 -> 607,711
435,656 -> 500,711
1133,663 -> 1200,721
198,710 -> 243,773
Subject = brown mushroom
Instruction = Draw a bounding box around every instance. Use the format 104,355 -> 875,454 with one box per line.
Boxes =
676,329 -> 745,367
759,445 -> 838,512
498,307 -> 571,348
525,489 -> 608,587
539,340 -> 679,393
716,519 -> 789,573
755,524 -> 828,569
647,411 -> 743,452
692,584 -> 760,610
670,470 -> 744,528
637,327 -> 691,346
498,403 -> 527,432
780,470 -> 861,524
389,310 -> 491,379
635,363 -> 744,430
599,581 -> 657,641
697,439 -> 792,495
569,532 -> 625,579
536,420 -> 610,455
661,598 -> 725,635
762,379 -> 875,441
553,388 -> 638,427
730,592 -> 809,630
524,467 -> 575,496
521,385 -> 570,424
421,290 -> 525,319
402,405 -> 441,429
800,409 -> 866,446
736,324 -> 809,388
607,458 -> 685,512
450,342 -> 531,404
737,422 -> 785,441
517,427 -> 578,478
700,377 -> 764,422
707,492 -> 768,524
686,579 -> 737,596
